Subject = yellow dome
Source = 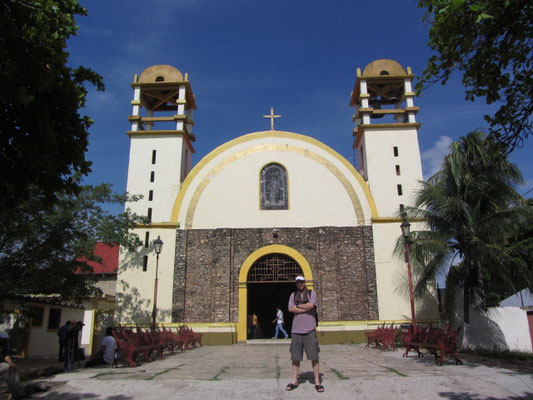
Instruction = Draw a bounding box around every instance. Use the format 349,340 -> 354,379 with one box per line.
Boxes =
362,59 -> 407,77
139,65 -> 184,83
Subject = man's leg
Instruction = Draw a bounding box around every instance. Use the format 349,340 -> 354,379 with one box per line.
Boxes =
291,361 -> 300,385
287,333 -> 303,390
312,360 -> 320,384
279,324 -> 289,338
273,324 -> 279,339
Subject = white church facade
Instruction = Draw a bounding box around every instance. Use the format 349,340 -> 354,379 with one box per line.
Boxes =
115,60 -> 439,344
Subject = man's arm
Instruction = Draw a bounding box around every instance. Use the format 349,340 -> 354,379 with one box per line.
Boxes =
4,355 -> 17,370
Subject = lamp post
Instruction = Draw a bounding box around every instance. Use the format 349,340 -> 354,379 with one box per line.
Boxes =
400,214 -> 417,333
152,235 -> 163,329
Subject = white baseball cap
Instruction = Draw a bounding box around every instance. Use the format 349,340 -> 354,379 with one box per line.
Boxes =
294,276 -> 305,282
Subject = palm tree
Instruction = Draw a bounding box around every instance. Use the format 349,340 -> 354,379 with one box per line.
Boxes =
401,130 -> 531,323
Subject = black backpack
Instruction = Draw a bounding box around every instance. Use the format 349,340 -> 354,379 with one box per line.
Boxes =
293,289 -> 319,324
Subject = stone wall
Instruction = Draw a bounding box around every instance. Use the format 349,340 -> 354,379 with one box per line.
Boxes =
172,226 -> 378,323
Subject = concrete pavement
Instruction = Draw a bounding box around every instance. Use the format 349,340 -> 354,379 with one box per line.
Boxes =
12,344 -> 533,399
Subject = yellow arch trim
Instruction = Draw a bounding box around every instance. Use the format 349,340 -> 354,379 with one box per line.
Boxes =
237,244 -> 313,342
170,130 -> 378,223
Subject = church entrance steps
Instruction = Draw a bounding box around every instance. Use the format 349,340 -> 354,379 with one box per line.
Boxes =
246,338 -> 290,345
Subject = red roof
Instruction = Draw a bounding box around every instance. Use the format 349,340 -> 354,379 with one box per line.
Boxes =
77,242 -> 119,274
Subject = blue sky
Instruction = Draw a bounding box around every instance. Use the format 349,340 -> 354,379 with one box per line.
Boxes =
69,0 -> 533,214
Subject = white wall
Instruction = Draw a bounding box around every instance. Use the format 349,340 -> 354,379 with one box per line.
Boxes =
27,305 -> 85,357
462,307 -> 532,352
362,127 -> 423,217
372,222 -> 439,321
115,227 -> 177,323
176,131 -> 375,229
125,134 -> 186,222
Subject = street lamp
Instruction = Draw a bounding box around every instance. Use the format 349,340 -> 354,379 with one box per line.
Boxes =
152,235 -> 163,329
401,213 -> 417,333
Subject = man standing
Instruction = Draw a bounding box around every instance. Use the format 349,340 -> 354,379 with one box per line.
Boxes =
57,320 -> 70,362
286,276 -> 323,393
272,307 -> 289,339
65,321 -> 84,372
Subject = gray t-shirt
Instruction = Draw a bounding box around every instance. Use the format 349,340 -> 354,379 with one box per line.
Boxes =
288,289 -> 317,334
102,336 -> 117,364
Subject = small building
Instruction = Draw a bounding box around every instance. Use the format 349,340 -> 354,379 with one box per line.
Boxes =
0,243 -> 119,357
0,297 -> 84,357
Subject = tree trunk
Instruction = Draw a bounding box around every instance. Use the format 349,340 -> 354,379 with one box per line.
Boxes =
463,283 -> 470,324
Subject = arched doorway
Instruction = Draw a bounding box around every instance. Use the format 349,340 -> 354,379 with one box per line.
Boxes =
237,244 -> 314,342
247,253 -> 302,339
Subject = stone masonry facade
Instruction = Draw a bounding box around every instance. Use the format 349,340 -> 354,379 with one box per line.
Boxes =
171,226 -> 378,323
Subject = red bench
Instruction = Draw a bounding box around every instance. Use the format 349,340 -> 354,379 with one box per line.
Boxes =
402,324 -> 462,366
365,322 -> 398,351
112,324 -> 200,367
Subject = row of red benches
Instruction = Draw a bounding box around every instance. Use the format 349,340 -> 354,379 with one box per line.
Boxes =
365,322 -> 462,366
365,322 -> 398,351
112,324 -> 203,367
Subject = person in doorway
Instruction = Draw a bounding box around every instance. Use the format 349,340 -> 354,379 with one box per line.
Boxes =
251,312 -> 259,339
272,307 -> 289,339
286,276 -> 323,393
65,321 -> 84,372
57,320 -> 70,362
85,327 -> 117,368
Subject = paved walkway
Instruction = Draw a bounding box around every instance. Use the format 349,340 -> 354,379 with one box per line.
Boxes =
8,344 -> 533,400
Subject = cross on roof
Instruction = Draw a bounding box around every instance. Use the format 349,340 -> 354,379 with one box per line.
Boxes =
263,107 -> 281,130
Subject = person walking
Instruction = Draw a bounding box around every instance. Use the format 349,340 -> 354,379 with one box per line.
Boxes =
286,276 -> 323,393
272,307 -> 289,339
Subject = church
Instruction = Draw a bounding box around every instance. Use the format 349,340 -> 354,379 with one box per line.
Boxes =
115,59 -> 439,344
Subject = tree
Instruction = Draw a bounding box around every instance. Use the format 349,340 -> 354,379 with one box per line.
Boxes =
0,0 -> 104,211
416,0 -> 533,151
401,130 -> 532,323
485,198 -> 533,306
0,181 -> 147,301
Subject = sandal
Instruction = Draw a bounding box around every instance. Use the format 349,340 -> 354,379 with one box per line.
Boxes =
315,385 -> 324,393
286,383 -> 298,391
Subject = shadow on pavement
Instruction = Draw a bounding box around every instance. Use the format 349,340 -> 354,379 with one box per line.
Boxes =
38,392 -> 134,400
438,392 -> 533,400
296,371 -> 323,385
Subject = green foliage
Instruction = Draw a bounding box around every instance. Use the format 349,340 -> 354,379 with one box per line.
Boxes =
417,0 -> 533,150
399,131 -> 532,322
0,0 -> 104,210
0,181 -> 148,301
485,198 -> 533,305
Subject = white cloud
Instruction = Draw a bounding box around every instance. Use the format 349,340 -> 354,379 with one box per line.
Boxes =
421,135 -> 453,179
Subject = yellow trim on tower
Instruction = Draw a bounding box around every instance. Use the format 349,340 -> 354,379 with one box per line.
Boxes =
170,130 -> 378,224
237,244 -> 314,342
136,222 -> 180,228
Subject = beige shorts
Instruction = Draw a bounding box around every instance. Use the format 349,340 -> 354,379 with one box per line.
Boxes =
290,330 -> 320,361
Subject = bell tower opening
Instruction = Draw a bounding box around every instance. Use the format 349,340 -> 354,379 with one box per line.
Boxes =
247,253 -> 303,339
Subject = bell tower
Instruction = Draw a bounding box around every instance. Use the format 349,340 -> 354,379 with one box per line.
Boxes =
125,65 -> 196,223
350,59 -> 423,218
